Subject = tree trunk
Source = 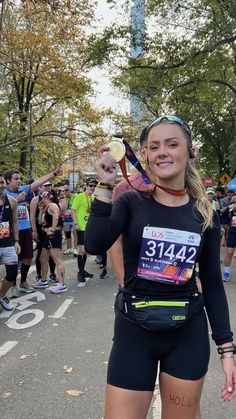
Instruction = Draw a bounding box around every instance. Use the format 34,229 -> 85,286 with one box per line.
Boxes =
18,115 -> 28,174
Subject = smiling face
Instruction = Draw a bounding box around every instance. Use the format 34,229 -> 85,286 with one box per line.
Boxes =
140,122 -> 189,187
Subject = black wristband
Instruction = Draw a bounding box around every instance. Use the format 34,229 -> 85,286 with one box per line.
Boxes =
53,171 -> 57,176
217,343 -> 236,355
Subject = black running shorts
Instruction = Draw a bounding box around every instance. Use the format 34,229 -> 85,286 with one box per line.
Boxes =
107,308 -> 210,391
76,230 -> 85,246
42,230 -> 62,250
226,228 -> 236,248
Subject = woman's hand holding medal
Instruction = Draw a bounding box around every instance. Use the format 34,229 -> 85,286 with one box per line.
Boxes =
96,145 -> 118,184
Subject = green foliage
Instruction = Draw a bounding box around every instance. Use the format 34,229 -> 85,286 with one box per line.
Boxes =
0,0 -> 107,176
107,0 -> 236,179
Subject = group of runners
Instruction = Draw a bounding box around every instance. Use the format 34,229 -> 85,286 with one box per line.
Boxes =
0,170 -> 107,312
206,187 -> 236,281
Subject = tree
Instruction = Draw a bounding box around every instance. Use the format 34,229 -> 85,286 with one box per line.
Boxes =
103,0 -> 236,177
0,0 -> 105,174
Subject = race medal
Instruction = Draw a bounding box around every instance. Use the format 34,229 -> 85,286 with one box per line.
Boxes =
137,227 -> 201,285
107,140 -> 126,163
0,221 -> 10,239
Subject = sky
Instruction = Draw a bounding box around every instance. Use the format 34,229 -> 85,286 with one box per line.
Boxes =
89,0 -> 129,113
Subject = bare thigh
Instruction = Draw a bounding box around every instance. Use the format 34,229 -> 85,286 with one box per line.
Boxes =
104,384 -> 153,419
160,372 -> 205,419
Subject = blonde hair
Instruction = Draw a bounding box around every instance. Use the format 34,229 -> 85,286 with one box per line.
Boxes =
185,161 -> 213,230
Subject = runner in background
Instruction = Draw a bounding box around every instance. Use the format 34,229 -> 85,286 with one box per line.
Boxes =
30,181 -> 58,283
4,165 -> 62,298
33,190 -> 67,293
223,193 -> 236,282
62,186 -> 77,255
72,178 -> 96,284
221,190 -> 235,246
0,174 -> 21,311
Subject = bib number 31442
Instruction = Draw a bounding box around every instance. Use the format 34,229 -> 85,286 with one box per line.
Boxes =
137,227 -> 201,285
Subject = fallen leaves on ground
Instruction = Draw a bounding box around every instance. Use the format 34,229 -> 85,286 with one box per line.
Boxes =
19,354 -> 28,360
66,389 -> 86,397
3,392 -> 12,399
65,367 -> 73,373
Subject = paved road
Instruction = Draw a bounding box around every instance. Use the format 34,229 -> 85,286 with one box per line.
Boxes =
0,252 -> 236,418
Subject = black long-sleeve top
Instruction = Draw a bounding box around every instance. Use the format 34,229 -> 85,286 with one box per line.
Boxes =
85,192 -> 233,345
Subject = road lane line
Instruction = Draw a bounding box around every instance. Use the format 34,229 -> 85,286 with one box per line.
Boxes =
51,298 -> 73,319
0,341 -> 18,357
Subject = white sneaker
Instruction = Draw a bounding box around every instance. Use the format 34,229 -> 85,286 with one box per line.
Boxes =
9,286 -> 19,299
19,281 -> 34,294
63,249 -> 71,255
51,284 -> 68,294
32,279 -> 49,289
0,296 -> 14,311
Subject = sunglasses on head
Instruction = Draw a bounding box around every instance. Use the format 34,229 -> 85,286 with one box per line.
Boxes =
147,115 -> 191,139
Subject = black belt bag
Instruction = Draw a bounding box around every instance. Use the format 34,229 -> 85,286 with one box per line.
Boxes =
115,288 -> 204,332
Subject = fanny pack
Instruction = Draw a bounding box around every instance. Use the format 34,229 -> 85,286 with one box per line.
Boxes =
115,288 -> 204,332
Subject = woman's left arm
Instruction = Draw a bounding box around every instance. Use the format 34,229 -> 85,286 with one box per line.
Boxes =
199,211 -> 235,399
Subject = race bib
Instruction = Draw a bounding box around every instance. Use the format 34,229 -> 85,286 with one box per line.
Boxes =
231,216 -> 236,227
17,205 -> 28,220
0,221 -> 10,239
137,227 -> 201,285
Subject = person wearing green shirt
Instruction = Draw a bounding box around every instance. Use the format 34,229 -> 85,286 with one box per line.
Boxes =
72,178 -> 97,284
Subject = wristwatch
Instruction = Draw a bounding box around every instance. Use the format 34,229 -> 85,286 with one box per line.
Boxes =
217,343 -> 236,355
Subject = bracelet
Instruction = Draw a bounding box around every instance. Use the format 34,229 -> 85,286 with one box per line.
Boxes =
220,353 -> 235,359
97,182 -> 115,191
14,239 -> 19,243
94,187 -> 112,199
217,344 -> 236,355
53,171 -> 57,176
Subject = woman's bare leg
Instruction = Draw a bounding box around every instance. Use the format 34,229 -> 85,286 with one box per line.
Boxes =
104,384 -> 153,419
159,372 -> 205,419
49,248 -> 65,285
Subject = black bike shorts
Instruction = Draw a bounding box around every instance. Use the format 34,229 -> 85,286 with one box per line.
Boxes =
76,231 -> 85,246
107,309 -> 210,391
227,228 -> 236,248
42,230 -> 62,250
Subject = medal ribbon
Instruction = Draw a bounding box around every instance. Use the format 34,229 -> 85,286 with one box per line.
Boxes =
119,140 -> 187,197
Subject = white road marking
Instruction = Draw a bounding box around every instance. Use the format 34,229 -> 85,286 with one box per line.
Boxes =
0,292 -> 45,320
6,309 -> 44,329
0,341 -> 18,357
13,291 -> 46,311
51,298 -> 73,319
0,305 -> 16,319
152,388 -> 161,418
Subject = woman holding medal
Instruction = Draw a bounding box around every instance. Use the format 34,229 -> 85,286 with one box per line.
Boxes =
85,116 -> 236,419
